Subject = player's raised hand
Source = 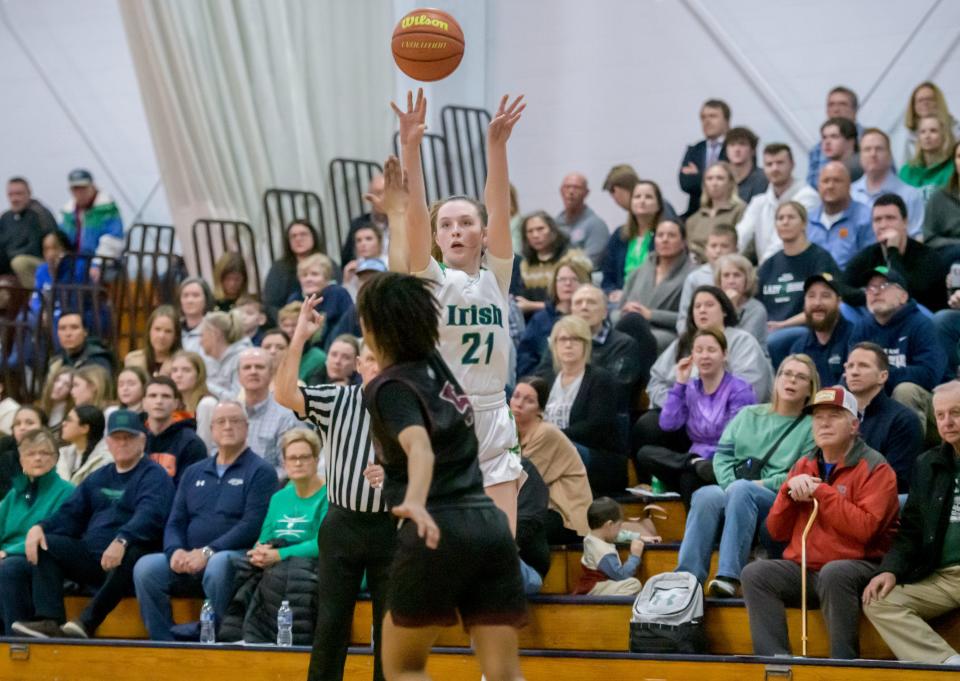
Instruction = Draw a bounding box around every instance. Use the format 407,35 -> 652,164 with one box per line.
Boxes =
488,94 -> 525,146
393,501 -> 440,549
391,88 -> 427,148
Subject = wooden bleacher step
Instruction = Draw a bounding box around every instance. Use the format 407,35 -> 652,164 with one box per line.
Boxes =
60,595 -> 960,661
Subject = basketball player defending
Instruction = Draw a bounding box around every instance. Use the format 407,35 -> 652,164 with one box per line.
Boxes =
358,272 -> 527,681
390,88 -> 526,534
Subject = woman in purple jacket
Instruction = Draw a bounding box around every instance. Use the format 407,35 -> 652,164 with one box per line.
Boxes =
636,327 -> 755,505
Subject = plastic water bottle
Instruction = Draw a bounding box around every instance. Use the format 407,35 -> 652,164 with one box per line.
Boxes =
651,476 -> 665,495
277,600 -> 293,647
199,599 -> 216,644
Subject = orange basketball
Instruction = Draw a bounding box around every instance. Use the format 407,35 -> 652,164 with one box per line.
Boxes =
392,8 -> 465,82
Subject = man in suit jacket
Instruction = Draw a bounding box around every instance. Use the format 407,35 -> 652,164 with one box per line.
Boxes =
679,99 -> 731,218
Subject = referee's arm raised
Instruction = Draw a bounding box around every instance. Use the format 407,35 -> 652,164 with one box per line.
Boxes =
275,294 -> 325,416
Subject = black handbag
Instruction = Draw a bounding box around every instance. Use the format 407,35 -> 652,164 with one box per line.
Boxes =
733,415 -> 804,481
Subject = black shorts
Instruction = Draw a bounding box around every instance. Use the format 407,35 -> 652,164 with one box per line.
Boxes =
386,500 -> 528,630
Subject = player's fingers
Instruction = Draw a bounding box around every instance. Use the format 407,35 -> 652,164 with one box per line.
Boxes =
390,101 -> 403,117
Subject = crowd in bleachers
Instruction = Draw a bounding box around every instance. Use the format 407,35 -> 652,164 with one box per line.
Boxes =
0,80 -> 959,667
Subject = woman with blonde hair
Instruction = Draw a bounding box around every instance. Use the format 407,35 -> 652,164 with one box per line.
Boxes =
715,253 -> 768,346
897,81 -> 960,165
69,365 -> 113,411
542,315 -> 626,495
38,367 -> 74,433
685,162 -> 746,262
169,350 -> 218,449
199,309 -> 251,400
675,353 -> 819,597
899,113 -> 957,199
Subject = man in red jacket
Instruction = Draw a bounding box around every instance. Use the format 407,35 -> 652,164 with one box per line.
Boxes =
740,386 -> 899,658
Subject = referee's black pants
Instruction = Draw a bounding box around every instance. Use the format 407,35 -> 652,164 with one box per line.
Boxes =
307,505 -> 396,681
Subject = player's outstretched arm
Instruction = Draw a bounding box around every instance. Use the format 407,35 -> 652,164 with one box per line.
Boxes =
382,155 -> 410,273
391,89 -> 431,273
392,425 -> 440,549
484,94 -> 525,261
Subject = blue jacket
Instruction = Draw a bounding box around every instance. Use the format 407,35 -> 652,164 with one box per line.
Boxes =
516,303 -> 562,377
163,448 -> 276,559
855,389 -> 923,493
41,457 -> 173,555
848,301 -> 948,391
790,316 -> 854,387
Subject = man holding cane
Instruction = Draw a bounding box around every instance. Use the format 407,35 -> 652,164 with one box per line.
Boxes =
740,386 -> 899,658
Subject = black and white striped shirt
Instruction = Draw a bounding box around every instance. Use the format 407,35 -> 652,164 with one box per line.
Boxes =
301,384 -> 386,513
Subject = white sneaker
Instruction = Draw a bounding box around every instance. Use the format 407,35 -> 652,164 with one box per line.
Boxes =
706,578 -> 738,598
944,654 -> 960,666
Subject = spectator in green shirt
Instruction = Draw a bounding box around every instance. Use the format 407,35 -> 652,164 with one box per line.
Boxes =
0,429 -> 74,633
220,427 -> 328,644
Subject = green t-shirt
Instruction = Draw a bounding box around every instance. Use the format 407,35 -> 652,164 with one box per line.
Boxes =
940,468 -> 960,568
713,405 -> 815,491
258,482 -> 329,560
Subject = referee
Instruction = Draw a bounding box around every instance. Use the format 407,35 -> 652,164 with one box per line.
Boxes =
276,294 -> 394,681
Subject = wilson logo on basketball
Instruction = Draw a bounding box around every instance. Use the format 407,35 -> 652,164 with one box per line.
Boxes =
401,15 -> 450,31
401,40 -> 448,50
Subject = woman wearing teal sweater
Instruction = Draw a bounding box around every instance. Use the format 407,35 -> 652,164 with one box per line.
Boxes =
220,428 -> 327,644
0,429 -> 74,633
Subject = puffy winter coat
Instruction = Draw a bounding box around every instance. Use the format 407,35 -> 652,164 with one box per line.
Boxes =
220,556 -> 318,645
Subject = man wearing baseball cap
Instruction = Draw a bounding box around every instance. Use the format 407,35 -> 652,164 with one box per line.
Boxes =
741,385 -> 899,659
60,168 -> 124,268
789,272 -> 854,386
11,409 -> 174,639
848,265 -> 947,442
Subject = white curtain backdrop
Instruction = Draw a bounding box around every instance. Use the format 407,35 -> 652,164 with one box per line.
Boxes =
119,0 -> 395,274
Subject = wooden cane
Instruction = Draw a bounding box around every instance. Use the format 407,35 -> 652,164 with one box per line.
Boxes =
801,498 -> 820,657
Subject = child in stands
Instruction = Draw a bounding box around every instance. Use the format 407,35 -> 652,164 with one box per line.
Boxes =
574,497 -> 644,596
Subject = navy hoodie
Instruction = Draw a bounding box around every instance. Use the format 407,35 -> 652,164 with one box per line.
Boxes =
143,415 -> 208,486
163,448 -> 276,559
791,316 -> 854,387
41,456 -> 174,555
848,300 -> 947,391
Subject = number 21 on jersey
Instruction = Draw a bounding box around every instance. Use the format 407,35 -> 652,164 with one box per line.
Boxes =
461,332 -> 494,365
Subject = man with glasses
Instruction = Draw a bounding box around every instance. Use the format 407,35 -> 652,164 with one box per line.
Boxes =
11,411 -> 173,639
848,266 -> 948,442
741,386 -> 899,659
133,400 -> 276,641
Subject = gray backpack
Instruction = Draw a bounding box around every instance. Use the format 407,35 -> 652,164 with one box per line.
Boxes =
628,571 -> 707,654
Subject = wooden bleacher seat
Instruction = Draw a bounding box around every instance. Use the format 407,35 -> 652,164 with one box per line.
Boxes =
60,594 -> 960,661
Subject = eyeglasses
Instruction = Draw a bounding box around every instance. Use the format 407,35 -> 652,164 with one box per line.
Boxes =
21,449 -> 55,460
555,335 -> 586,345
865,282 -> 895,295
284,454 -> 317,465
212,416 -> 246,427
779,369 -> 811,384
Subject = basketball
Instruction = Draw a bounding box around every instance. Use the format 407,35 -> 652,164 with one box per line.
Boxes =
391,8 -> 464,82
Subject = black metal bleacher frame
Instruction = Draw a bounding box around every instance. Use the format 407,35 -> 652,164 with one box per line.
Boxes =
441,104 -> 492,199
124,223 -> 178,257
262,189 -> 326,266
0,282 -> 46,402
328,158 -> 383,262
191,218 -> 262,297
392,131 -> 456,205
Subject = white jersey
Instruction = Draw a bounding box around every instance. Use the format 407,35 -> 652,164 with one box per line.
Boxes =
416,254 -> 513,397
